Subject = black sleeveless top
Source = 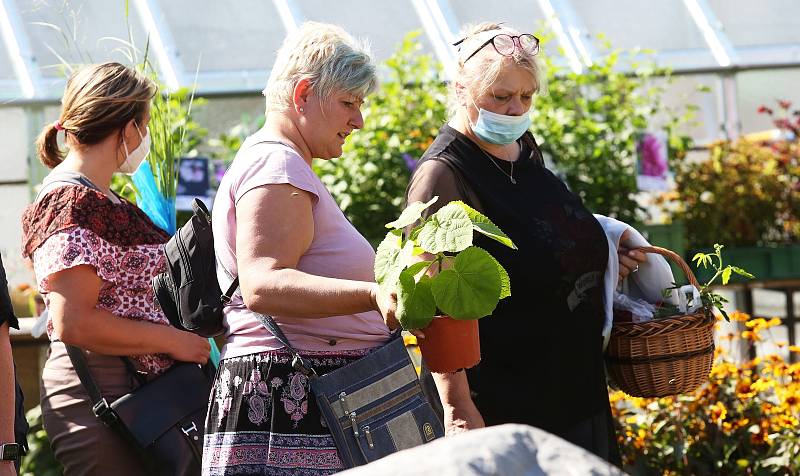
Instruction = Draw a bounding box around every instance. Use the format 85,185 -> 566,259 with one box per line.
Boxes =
407,125 -> 610,432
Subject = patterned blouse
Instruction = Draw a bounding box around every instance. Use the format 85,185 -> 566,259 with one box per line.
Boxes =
21,182 -> 174,375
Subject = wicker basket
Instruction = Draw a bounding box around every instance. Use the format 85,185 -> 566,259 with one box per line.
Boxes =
605,246 -> 715,398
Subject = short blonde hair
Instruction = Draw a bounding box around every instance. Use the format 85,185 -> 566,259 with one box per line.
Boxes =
449,22 -> 545,117
263,22 -> 379,112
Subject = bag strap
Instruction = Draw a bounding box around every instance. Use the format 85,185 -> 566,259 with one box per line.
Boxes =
214,139 -> 289,306
253,313 -> 317,377
35,172 -> 102,202
64,345 -> 125,428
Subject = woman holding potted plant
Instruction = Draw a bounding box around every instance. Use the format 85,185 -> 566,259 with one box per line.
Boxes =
405,22 -> 648,464
204,22 -> 409,475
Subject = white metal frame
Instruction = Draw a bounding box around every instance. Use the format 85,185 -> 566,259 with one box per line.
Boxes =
131,0 -> 184,91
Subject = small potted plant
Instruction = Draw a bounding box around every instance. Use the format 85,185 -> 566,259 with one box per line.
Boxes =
375,197 -> 516,372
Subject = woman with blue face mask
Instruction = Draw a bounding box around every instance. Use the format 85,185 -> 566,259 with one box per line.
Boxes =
406,22 -> 646,466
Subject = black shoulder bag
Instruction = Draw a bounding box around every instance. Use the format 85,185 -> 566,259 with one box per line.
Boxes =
66,346 -> 212,476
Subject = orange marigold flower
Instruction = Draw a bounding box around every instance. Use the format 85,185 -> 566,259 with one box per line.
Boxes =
745,318 -> 767,329
730,311 -> 751,322
709,401 -> 727,424
766,317 -> 782,328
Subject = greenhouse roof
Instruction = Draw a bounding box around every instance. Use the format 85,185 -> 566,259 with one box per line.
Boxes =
0,0 -> 798,102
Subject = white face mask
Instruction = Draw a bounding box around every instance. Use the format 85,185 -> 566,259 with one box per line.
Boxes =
120,124 -> 151,174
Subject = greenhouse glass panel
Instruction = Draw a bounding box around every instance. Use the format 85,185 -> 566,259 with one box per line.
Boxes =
445,0 -> 557,56
157,0 -> 285,73
0,38 -> 16,80
296,0 -> 435,62
709,0 -> 800,48
19,0 -> 148,78
736,68 -> 800,134
571,0 -> 706,52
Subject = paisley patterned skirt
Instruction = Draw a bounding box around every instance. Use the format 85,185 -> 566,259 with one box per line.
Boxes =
202,348 -> 370,476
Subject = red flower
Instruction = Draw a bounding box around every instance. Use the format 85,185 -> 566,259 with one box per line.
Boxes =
757,105 -> 773,115
778,100 -> 792,110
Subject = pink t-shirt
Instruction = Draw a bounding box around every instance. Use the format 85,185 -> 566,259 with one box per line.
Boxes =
213,130 -> 390,358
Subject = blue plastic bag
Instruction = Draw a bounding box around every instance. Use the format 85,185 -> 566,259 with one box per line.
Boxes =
132,161 -> 176,234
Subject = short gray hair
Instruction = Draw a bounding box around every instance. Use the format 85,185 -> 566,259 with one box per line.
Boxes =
263,22 -> 379,112
448,22 -> 545,117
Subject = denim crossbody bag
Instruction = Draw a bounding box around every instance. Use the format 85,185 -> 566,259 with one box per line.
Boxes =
255,314 -> 444,468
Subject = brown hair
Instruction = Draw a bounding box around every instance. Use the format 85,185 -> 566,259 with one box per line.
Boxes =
36,62 -> 157,169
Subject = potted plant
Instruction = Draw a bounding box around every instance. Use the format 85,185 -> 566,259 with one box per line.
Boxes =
375,197 -> 516,372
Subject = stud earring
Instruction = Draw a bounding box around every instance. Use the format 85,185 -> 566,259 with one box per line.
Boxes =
299,107 -> 304,113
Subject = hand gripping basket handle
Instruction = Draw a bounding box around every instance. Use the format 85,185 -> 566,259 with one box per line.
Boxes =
632,246 -> 700,289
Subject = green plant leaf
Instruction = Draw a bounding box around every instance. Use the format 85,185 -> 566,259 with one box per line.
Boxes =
417,203 -> 473,253
731,266 -> 755,279
722,267 -> 732,285
431,246 -> 501,319
453,201 -> 517,249
374,230 -> 402,286
487,253 -> 511,299
386,196 -> 438,229
404,260 -> 432,280
396,271 -> 435,330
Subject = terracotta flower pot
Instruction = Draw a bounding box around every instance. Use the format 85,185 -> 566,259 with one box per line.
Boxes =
418,316 -> 480,373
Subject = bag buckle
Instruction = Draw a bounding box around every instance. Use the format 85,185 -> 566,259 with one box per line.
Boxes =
181,421 -> 199,441
291,355 -> 317,377
92,398 -> 119,426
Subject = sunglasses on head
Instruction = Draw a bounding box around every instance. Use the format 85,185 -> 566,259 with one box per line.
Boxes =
454,33 -> 540,63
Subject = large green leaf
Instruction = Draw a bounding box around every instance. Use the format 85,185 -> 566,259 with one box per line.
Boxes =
396,271 -> 435,330
431,246 -> 501,319
386,196 -> 438,229
374,230 -> 402,286
417,203 -> 473,254
487,253 -> 511,299
453,201 -> 517,250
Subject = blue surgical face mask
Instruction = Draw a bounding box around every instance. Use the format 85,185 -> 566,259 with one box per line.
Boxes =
468,99 -> 532,145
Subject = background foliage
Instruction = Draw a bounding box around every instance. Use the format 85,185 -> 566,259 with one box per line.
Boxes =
670,100 -> 800,249
531,35 -> 695,225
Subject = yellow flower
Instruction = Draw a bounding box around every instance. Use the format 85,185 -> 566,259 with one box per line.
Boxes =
745,317 -> 767,329
709,401 -> 727,424
402,333 -> 418,346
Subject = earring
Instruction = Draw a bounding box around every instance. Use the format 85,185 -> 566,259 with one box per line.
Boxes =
299,107 -> 304,113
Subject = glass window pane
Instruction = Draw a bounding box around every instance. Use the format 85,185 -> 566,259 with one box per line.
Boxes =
571,0 -> 707,52
448,0 -> 544,32
709,0 -> 800,47
446,0 -> 555,55
297,0 -> 435,62
20,0 -> 149,78
158,0 -> 285,73
0,37 -> 16,80
737,68 -> 800,134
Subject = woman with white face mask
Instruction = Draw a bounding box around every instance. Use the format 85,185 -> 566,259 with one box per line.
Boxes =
20,62 -> 210,475
406,22 -> 646,465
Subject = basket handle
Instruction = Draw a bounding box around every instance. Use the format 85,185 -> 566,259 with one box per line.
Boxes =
632,246 -> 701,289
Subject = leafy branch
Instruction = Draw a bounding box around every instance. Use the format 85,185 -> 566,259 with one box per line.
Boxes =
691,244 -> 755,321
